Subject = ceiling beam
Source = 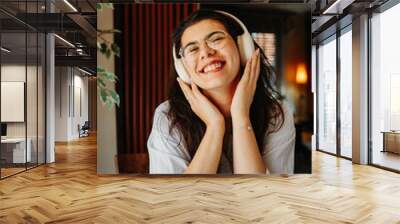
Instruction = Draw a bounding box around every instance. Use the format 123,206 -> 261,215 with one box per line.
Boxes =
55,55 -> 96,69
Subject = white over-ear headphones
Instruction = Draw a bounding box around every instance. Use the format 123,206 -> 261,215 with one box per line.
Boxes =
172,10 -> 255,84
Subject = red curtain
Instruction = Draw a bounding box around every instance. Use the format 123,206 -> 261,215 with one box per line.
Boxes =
114,3 -> 199,171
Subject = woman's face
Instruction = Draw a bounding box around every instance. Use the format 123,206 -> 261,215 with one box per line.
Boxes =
180,19 -> 241,90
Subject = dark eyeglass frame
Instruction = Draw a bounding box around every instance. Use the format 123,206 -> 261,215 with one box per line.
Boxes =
178,30 -> 229,60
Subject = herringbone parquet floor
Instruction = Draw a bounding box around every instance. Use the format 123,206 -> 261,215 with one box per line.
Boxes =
1,134 -> 400,223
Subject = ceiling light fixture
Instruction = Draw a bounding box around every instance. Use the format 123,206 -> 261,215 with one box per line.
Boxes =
1,47 -> 11,53
76,48 -> 85,55
63,0 -> 78,12
78,67 -> 93,76
54,34 -> 75,48
322,0 -> 354,15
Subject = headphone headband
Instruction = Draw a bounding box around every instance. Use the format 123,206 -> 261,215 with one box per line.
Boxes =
173,10 -> 255,84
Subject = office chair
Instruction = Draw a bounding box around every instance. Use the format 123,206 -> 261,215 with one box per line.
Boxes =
79,121 -> 90,138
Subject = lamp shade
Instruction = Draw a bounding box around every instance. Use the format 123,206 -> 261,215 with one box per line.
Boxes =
296,63 -> 307,84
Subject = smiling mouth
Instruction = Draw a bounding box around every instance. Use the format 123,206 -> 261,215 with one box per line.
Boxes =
200,61 -> 226,74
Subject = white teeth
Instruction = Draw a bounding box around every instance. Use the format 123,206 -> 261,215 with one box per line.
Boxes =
203,62 -> 222,73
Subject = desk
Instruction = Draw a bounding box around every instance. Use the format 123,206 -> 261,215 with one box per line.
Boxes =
1,138 -> 32,163
381,131 -> 400,154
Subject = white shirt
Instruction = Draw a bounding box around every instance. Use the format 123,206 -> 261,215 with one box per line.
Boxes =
147,100 -> 296,174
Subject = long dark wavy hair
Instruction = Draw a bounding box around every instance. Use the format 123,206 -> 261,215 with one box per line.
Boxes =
168,9 -> 284,158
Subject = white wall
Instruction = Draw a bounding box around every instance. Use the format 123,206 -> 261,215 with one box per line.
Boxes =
72,73 -> 89,138
1,65 -> 26,81
1,63 -> 46,164
1,65 -> 26,133
1,65 -> 26,141
55,66 -> 69,141
1,82 -> 25,122
54,67 -> 89,141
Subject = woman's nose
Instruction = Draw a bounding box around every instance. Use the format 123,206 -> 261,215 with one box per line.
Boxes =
199,42 -> 215,60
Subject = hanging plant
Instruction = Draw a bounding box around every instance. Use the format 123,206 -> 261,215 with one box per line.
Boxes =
97,3 -> 120,109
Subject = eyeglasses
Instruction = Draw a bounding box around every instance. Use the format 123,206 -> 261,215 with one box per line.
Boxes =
179,30 -> 228,62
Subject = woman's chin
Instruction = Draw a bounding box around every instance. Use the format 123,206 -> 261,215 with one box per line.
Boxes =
194,72 -> 235,90
199,79 -> 232,91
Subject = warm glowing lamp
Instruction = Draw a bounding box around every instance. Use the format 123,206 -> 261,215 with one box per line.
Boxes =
295,63 -> 307,84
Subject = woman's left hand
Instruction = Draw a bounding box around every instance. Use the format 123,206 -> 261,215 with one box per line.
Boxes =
230,48 -> 260,121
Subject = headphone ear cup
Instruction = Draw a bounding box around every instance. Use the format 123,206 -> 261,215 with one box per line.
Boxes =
173,44 -> 192,84
237,32 -> 255,66
174,58 -> 191,84
214,10 -> 255,66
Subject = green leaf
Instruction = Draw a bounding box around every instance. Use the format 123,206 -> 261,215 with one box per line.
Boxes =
100,88 -> 108,103
111,43 -> 120,57
106,48 -> 111,59
110,90 -> 120,107
104,72 -> 117,81
97,42 -> 102,51
97,77 -> 106,88
100,43 -> 108,54
97,67 -> 105,73
97,3 -> 114,10
104,3 -> 114,9
106,99 -> 114,109
96,1 -> 120,109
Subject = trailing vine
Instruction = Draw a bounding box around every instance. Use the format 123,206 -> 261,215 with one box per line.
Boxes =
97,3 -> 120,109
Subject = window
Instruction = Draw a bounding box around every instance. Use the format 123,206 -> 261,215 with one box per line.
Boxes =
252,33 -> 276,67
370,2 -> 400,171
339,28 -> 352,158
0,1 -> 47,179
317,36 -> 337,154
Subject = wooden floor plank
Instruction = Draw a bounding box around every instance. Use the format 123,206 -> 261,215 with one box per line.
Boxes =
0,134 -> 399,223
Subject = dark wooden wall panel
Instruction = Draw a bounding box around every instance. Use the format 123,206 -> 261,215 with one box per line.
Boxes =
115,3 -> 199,167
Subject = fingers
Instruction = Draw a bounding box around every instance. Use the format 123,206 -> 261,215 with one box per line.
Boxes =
241,55 -> 252,84
191,82 -> 203,98
251,49 -> 261,88
241,49 -> 260,88
192,82 -> 214,106
191,82 -> 202,100
177,78 -> 194,105
250,49 -> 260,81
178,78 -> 209,109
191,81 -> 200,95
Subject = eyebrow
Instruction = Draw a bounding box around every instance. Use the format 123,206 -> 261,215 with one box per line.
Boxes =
182,30 -> 225,49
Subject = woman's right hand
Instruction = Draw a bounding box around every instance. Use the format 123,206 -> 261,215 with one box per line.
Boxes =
177,78 -> 225,129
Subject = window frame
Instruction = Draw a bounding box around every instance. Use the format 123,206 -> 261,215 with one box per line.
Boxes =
315,24 -> 353,161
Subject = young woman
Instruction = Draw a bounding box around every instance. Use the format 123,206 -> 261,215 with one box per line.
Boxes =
147,9 -> 295,174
